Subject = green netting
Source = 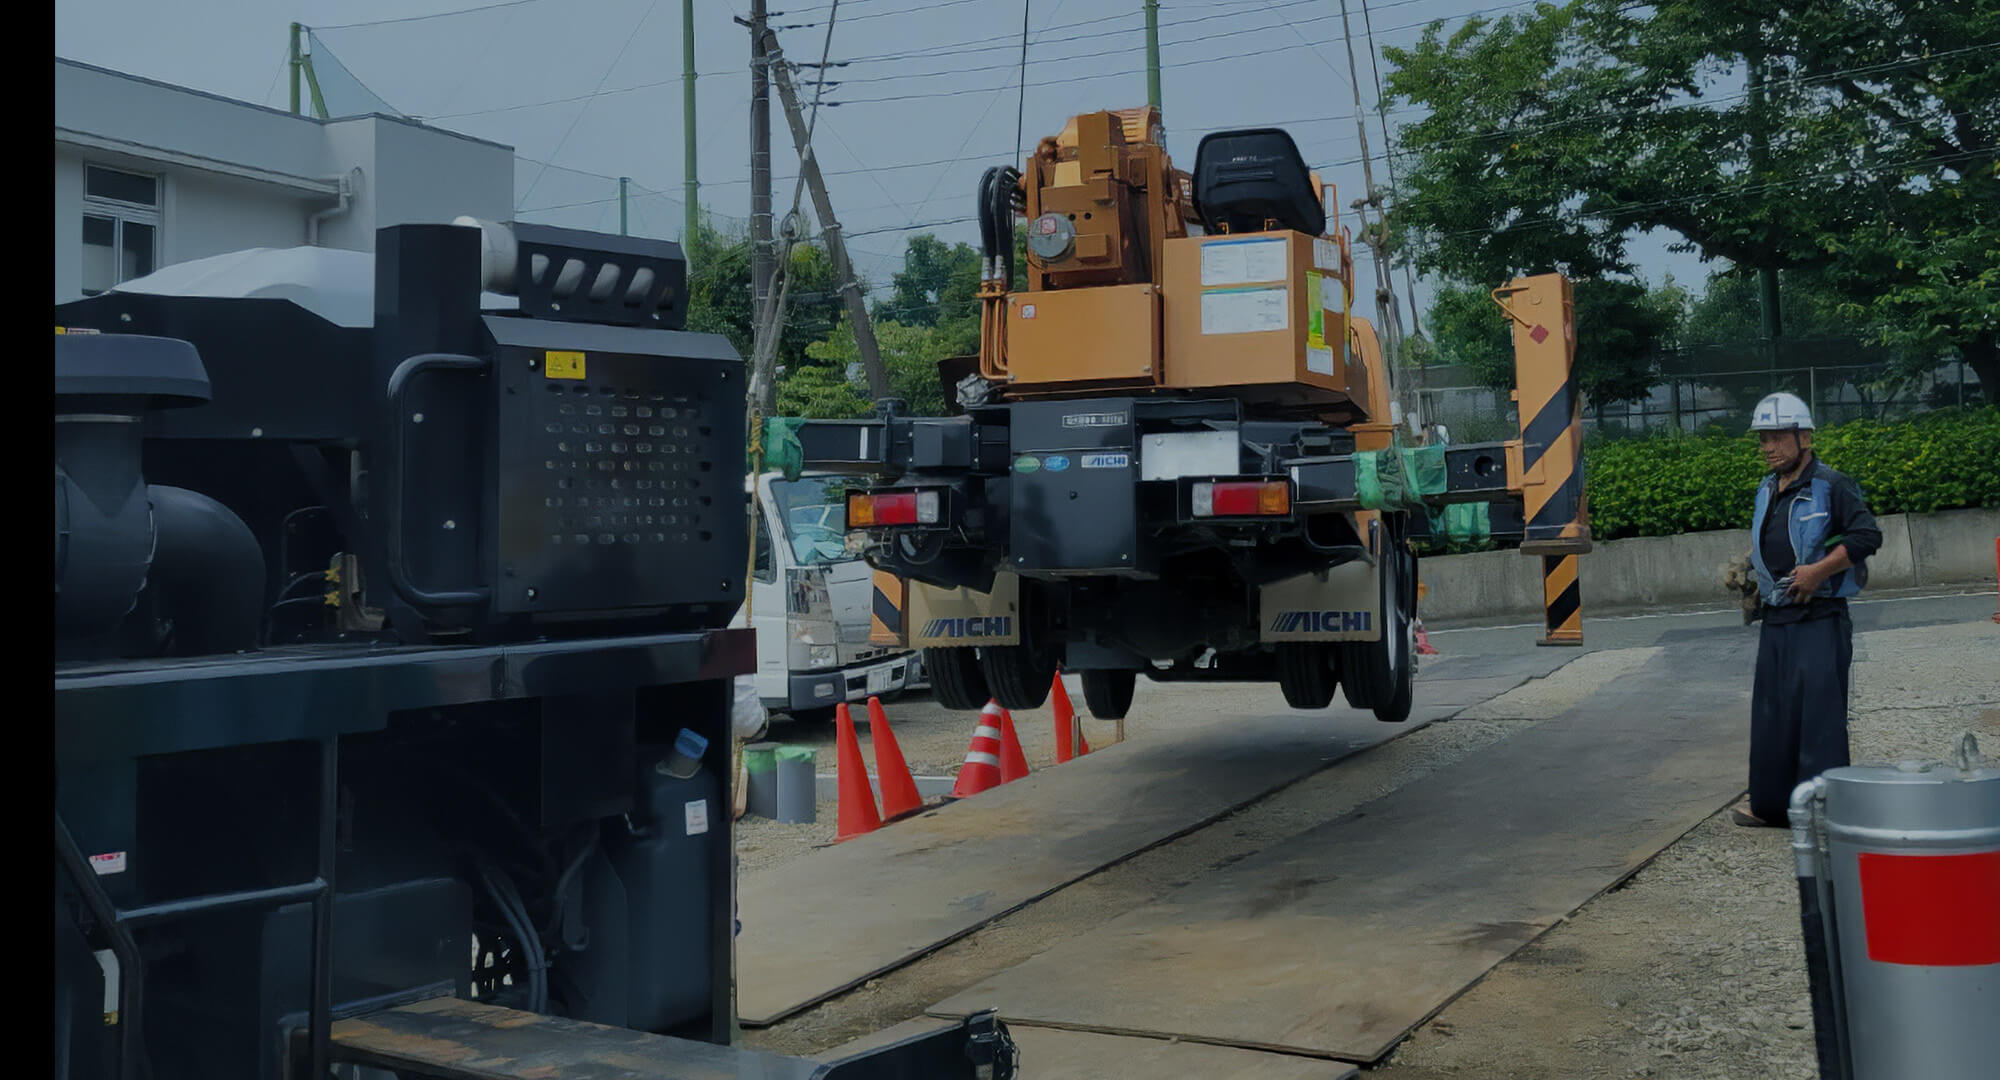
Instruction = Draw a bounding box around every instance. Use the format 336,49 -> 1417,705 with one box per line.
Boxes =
1354,448 -> 1409,510
743,743 -> 779,774
1441,502 -> 1491,542
759,417 -> 807,481
1401,442 -> 1448,498
774,745 -> 817,765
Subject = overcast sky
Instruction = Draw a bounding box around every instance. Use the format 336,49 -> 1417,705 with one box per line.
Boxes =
55,0 -> 1710,319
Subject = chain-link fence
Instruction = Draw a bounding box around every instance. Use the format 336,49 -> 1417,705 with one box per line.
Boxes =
1408,337 -> 1986,442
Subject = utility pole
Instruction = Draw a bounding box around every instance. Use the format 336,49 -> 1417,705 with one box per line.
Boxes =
763,28 -> 890,402
289,23 -> 303,115
1747,58 -> 1784,371
745,1 -> 775,336
1336,0 -> 1408,407
682,0 -> 699,246
619,177 -> 630,236
1143,0 -> 1162,113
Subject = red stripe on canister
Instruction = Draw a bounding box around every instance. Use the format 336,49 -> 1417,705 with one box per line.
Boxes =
1857,850 -> 2000,966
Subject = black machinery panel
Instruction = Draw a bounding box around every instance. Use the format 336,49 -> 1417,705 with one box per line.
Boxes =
488,317 -> 745,618
1007,399 -> 1149,575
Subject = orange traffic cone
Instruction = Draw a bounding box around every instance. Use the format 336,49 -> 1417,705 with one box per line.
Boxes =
950,710 -> 1006,798
833,703 -> 881,841
1051,673 -> 1079,763
989,701 -> 1030,783
867,696 -> 923,821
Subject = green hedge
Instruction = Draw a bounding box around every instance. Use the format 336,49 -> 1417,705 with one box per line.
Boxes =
1582,406 -> 2000,541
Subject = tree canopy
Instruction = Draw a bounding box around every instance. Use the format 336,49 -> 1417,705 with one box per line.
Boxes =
1384,0 -> 1999,397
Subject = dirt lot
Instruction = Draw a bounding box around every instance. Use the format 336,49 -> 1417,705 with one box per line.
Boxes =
736,610 -> 1998,1076
1367,618 -> 1999,1080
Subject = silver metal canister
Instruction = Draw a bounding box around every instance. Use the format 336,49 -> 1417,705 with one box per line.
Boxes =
1796,734 -> 2000,1080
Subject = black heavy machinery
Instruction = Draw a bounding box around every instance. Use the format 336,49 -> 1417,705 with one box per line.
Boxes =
53,222 -> 1014,1079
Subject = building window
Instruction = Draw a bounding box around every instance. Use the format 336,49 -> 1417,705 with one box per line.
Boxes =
81,165 -> 160,296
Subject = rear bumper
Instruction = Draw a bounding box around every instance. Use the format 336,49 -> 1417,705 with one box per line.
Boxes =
787,653 -> 918,711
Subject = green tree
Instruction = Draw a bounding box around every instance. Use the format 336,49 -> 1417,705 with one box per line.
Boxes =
1682,267 -> 1873,346
1384,0 -> 2000,397
1424,276 -> 1687,405
876,234 -> 981,330
682,217 -> 847,377
798,317 -> 953,417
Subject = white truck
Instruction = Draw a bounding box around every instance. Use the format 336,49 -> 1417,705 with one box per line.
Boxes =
732,471 -> 923,722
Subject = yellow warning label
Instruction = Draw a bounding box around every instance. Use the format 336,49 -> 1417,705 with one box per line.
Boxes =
56,326 -> 100,335
544,351 -> 587,380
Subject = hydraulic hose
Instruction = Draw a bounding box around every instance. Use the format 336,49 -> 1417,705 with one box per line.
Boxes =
976,167 -> 1001,274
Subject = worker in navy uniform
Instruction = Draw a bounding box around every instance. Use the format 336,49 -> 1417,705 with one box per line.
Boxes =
1733,392 -> 1882,827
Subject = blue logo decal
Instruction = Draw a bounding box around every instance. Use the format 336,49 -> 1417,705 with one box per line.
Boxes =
1269,610 -> 1371,634
1044,455 -> 1071,472
1082,452 -> 1129,470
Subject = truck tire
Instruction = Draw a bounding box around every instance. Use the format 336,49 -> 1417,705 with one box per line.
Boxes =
1340,531 -> 1416,721
924,647 -> 989,711
1080,669 -> 1137,720
1276,643 -> 1337,709
979,644 -> 1054,710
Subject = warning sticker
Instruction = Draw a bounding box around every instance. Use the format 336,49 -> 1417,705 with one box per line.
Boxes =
1200,237 -> 1288,286
1313,237 -> 1341,272
57,326 -> 102,335
90,851 -> 127,875
1201,287 -> 1288,335
685,799 -> 710,836
544,350 -> 587,380
1307,346 -> 1336,376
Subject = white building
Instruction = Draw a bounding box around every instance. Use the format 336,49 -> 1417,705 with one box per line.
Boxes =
54,58 -> 516,303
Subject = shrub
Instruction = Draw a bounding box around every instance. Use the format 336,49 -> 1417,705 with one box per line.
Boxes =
1581,406 -> 1999,541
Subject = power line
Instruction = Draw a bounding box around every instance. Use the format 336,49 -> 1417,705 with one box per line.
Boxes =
313,0 -> 545,32
519,0 -> 663,204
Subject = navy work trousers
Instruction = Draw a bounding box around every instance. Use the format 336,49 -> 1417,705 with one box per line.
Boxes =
1749,611 -> 1854,823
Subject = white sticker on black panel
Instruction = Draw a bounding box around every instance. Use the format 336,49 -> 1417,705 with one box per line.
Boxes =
685,799 -> 710,835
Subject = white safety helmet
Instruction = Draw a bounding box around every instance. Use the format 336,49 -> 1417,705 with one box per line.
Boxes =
1750,392 -> 1815,431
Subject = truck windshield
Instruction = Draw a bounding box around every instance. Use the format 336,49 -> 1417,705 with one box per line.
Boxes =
771,475 -> 860,566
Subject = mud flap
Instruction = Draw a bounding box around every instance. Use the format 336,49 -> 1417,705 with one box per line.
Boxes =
1258,558 -> 1381,643
909,573 -> 1022,647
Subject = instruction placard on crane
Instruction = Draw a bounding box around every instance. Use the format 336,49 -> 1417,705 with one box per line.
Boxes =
1202,286 -> 1289,335
1201,237 -> 1288,286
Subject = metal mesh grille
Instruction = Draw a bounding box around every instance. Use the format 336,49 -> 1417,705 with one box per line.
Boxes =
537,381 -> 716,548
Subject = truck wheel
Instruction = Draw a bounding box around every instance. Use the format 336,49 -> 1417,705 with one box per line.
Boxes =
1341,533 -> 1416,720
924,647 -> 989,711
1080,669 -> 1137,720
979,644 -> 1054,710
1277,643 -> 1337,709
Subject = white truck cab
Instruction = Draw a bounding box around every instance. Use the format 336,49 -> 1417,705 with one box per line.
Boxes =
730,472 -> 922,721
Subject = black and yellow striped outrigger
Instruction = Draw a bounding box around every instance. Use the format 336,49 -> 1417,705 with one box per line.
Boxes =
1495,275 -> 1593,646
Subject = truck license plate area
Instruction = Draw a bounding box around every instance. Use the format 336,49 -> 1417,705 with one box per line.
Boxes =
1141,430 -> 1240,481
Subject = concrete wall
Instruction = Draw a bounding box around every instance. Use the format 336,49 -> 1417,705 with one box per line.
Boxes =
56,59 -> 516,293
368,116 -> 514,236
159,171 -> 311,263
53,153 -> 82,302
1421,508 -> 2000,624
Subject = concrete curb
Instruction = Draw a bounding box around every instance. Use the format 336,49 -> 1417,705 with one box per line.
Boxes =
1420,507 -> 1999,623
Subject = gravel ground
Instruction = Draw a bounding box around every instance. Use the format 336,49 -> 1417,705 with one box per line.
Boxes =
1366,618 -> 1999,1080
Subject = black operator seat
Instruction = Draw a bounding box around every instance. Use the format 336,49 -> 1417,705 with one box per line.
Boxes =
1192,128 -> 1326,237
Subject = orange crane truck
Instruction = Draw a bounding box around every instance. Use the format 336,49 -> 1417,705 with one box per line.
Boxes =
790,108 -> 1591,722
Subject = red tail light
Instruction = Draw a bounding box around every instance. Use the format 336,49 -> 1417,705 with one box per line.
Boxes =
847,490 -> 942,528
1193,481 -> 1291,517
